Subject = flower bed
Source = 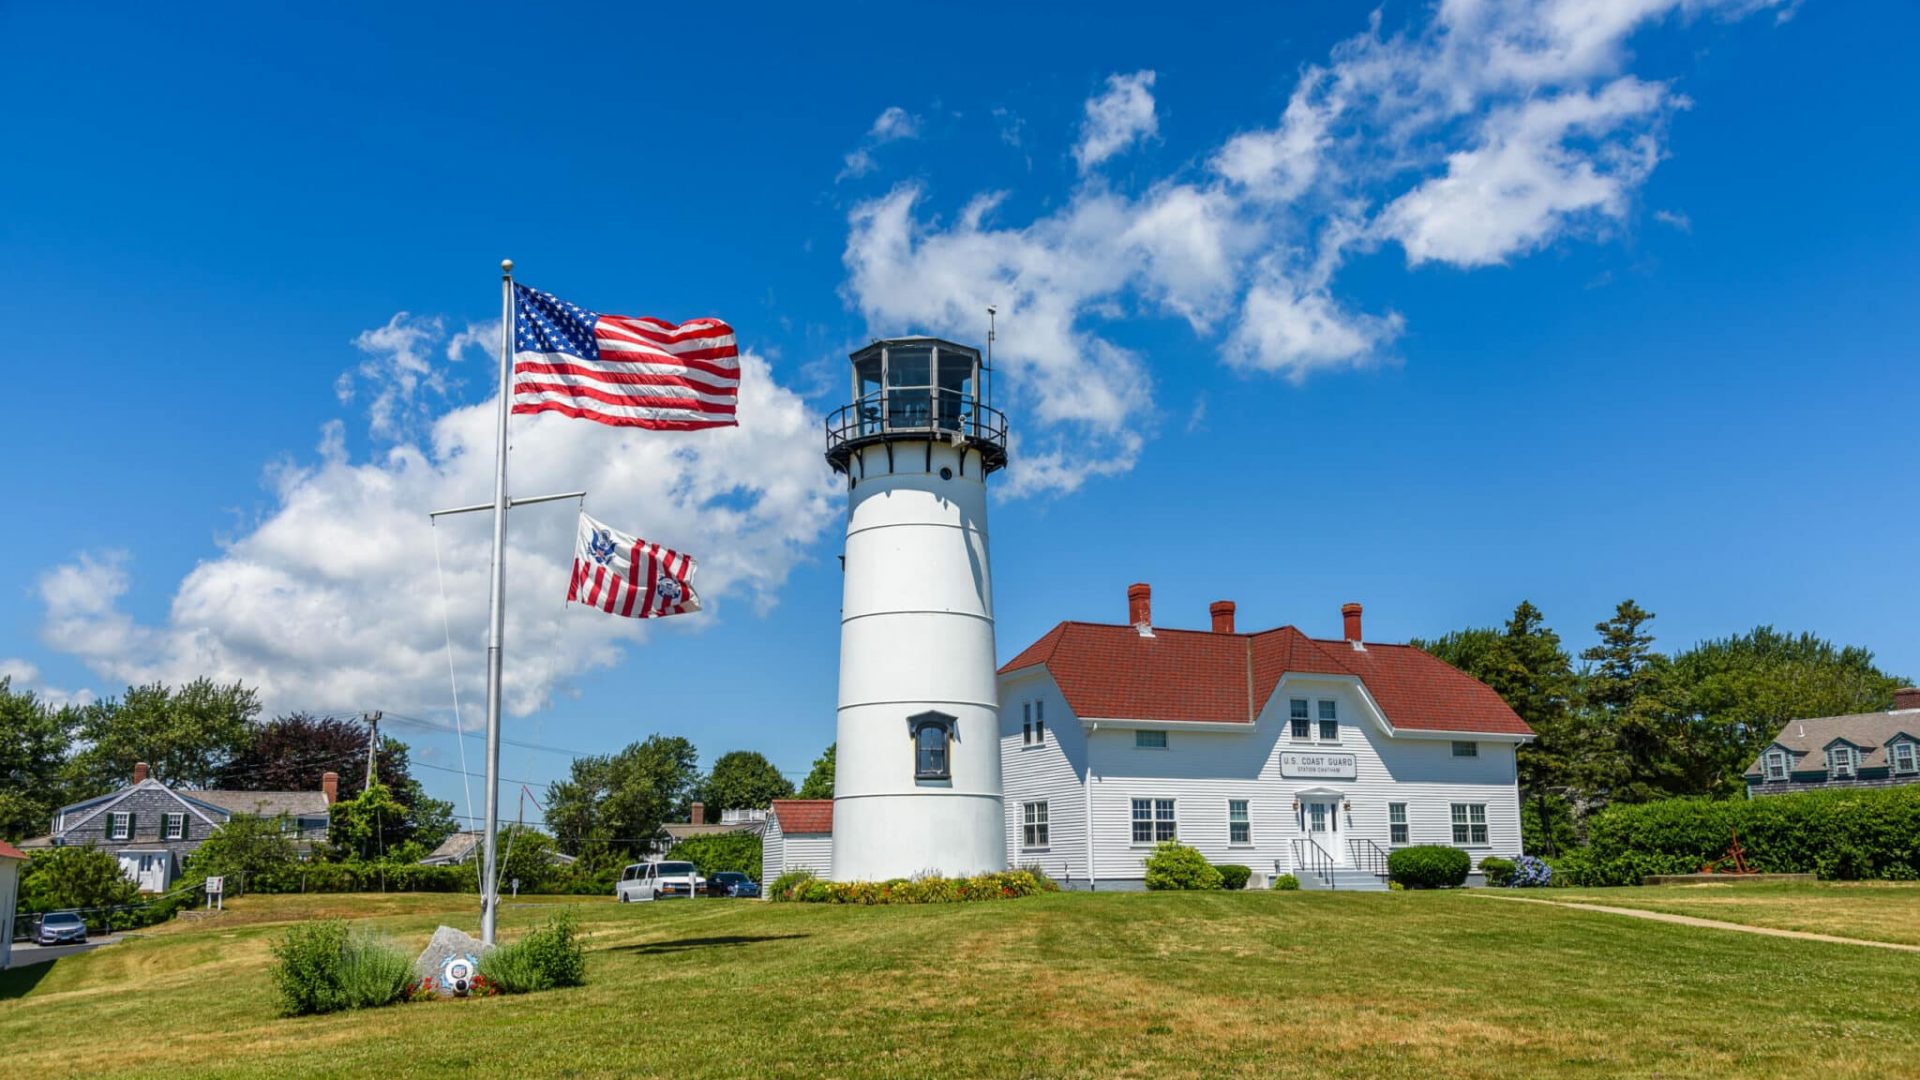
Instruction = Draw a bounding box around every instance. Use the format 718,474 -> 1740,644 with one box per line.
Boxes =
768,869 -> 1057,904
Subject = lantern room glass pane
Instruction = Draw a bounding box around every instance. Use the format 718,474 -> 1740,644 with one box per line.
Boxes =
886,345 -> 932,430
933,346 -> 975,434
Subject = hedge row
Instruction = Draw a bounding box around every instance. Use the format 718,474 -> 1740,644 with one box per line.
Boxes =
1568,784 -> 1920,886
769,870 -> 1057,904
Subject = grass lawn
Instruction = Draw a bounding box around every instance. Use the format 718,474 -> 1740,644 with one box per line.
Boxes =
5,888 -> 1919,1079
1548,880 -> 1920,947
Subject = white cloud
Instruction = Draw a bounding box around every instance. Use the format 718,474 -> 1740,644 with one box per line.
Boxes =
839,105 -> 923,181
838,1 -> 1785,493
1074,70 -> 1158,173
36,323 -> 839,721
1654,208 -> 1692,231
0,657 -> 96,709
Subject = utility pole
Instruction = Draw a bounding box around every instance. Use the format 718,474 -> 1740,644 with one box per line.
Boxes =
364,711 -> 383,790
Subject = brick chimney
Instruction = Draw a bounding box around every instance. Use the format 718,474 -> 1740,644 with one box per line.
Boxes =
1210,600 -> 1236,634
1128,583 -> 1153,636
133,761 -> 150,784
690,801 -> 705,826
1895,687 -> 1920,712
1342,603 -> 1364,647
321,771 -> 339,805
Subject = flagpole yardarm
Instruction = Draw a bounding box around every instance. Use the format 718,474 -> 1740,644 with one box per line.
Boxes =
479,258 -> 513,946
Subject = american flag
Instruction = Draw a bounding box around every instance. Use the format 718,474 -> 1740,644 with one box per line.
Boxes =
568,512 -> 702,619
512,284 -> 739,430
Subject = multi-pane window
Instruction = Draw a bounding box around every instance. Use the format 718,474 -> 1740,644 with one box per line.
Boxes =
910,713 -> 954,780
1135,729 -> 1167,749
164,813 -> 185,840
1452,741 -> 1479,757
109,811 -> 131,840
1022,702 -> 1032,745
1894,742 -> 1918,775
1764,750 -> 1790,781
1389,802 -> 1408,845
1318,700 -> 1338,741
1828,746 -> 1857,778
1289,699 -> 1310,739
1228,799 -> 1250,845
1022,801 -> 1049,849
1131,798 -> 1176,843
1035,700 -> 1044,745
1450,803 -> 1488,845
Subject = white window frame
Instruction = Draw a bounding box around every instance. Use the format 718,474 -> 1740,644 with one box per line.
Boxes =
1764,749 -> 1790,782
1451,741 -> 1479,758
1450,803 -> 1488,846
109,811 -> 131,841
1130,797 -> 1176,845
1388,802 -> 1409,846
1893,741 -> 1918,776
164,812 -> 185,840
1828,745 -> 1857,779
1289,698 -> 1310,740
1228,799 -> 1251,846
1021,801 -> 1049,850
1317,700 -> 1339,742
1135,729 -> 1168,750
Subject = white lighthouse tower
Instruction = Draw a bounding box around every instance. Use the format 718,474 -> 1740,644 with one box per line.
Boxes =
824,337 -> 1010,881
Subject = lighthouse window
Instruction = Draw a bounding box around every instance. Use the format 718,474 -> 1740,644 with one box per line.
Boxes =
909,712 -> 955,781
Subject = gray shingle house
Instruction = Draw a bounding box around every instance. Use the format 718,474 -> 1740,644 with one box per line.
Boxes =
41,762 -> 337,892
1745,688 -> 1920,796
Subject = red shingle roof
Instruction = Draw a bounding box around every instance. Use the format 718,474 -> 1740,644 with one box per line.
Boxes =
0,840 -> 27,860
1000,621 -> 1531,736
770,799 -> 833,834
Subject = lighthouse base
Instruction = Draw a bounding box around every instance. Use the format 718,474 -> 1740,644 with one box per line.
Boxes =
829,792 -> 1007,882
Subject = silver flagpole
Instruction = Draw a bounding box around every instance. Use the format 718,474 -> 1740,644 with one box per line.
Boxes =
479,258 -> 514,946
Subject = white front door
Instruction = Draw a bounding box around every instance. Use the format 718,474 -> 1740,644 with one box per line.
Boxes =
1302,800 -> 1348,866
135,853 -> 168,892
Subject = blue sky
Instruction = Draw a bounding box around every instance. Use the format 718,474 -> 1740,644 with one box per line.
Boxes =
3,1 -> 1915,825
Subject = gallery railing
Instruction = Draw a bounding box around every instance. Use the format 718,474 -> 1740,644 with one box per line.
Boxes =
824,388 -> 1009,473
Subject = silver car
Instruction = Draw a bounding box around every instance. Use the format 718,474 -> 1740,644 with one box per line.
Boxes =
36,911 -> 88,945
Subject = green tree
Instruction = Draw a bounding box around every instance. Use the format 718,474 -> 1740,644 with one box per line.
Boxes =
797,743 -> 835,799
545,735 -> 701,865
327,781 -> 411,862
0,677 -> 79,842
498,825 -> 560,893
67,678 -> 260,792
186,813 -> 298,893
19,846 -> 140,913
667,831 -> 763,879
700,750 -> 793,814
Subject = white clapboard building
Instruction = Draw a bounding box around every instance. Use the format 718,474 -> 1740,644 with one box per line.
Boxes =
996,586 -> 1533,890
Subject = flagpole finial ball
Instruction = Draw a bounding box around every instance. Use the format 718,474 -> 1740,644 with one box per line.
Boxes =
501,259 -> 514,274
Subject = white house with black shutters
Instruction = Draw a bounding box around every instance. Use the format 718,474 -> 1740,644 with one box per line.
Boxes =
996,586 -> 1533,890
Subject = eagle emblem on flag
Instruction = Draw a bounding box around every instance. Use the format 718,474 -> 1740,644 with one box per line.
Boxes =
568,512 -> 702,619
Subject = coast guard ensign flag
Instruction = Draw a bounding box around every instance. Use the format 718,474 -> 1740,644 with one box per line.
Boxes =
569,512 -> 702,619
512,284 -> 739,430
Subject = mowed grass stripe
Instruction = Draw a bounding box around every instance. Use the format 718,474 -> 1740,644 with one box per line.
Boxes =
4,890 -> 1918,1079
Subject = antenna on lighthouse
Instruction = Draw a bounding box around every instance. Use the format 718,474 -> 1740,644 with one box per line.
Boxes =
986,306 -> 997,409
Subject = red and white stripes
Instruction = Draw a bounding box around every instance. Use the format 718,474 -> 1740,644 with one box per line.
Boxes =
514,314 -> 739,431
568,512 -> 701,619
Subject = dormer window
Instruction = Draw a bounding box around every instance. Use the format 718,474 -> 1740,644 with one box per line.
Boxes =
1827,745 -> 1857,779
1892,741 -> 1917,776
1763,749 -> 1790,782
909,711 -> 955,781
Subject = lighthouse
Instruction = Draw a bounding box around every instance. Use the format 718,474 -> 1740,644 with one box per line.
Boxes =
823,337 -> 1010,880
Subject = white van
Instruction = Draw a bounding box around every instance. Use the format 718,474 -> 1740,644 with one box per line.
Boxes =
616,860 -> 705,902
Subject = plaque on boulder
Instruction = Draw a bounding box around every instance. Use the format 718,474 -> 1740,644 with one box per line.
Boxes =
414,925 -> 492,998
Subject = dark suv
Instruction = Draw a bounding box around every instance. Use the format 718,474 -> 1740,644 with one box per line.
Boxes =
708,872 -> 761,898
36,911 -> 88,945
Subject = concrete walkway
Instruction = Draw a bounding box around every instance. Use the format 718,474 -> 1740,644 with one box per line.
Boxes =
1470,892 -> 1920,954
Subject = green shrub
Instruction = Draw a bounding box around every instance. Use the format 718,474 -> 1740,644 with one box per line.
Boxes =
768,870 -> 816,902
479,913 -> 586,994
1571,785 -> 1920,886
1143,842 -> 1223,891
1270,873 -> 1300,891
1388,845 -> 1471,889
777,870 -> 1055,905
269,921 -> 410,1016
1016,863 -> 1060,891
1215,864 -> 1252,890
1479,856 -> 1516,887
667,831 -> 763,879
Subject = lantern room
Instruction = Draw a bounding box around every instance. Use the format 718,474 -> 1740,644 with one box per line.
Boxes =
825,337 -> 1008,475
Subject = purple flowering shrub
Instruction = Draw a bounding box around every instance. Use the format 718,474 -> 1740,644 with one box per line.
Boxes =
1507,855 -> 1553,888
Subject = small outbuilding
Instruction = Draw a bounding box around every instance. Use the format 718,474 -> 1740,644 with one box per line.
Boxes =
0,839 -> 27,970
761,800 -> 833,885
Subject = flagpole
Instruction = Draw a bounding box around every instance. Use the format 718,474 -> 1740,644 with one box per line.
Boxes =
480,258 -> 513,946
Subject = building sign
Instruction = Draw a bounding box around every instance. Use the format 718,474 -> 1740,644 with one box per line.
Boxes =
206,876 -> 224,895
1280,752 -> 1357,779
